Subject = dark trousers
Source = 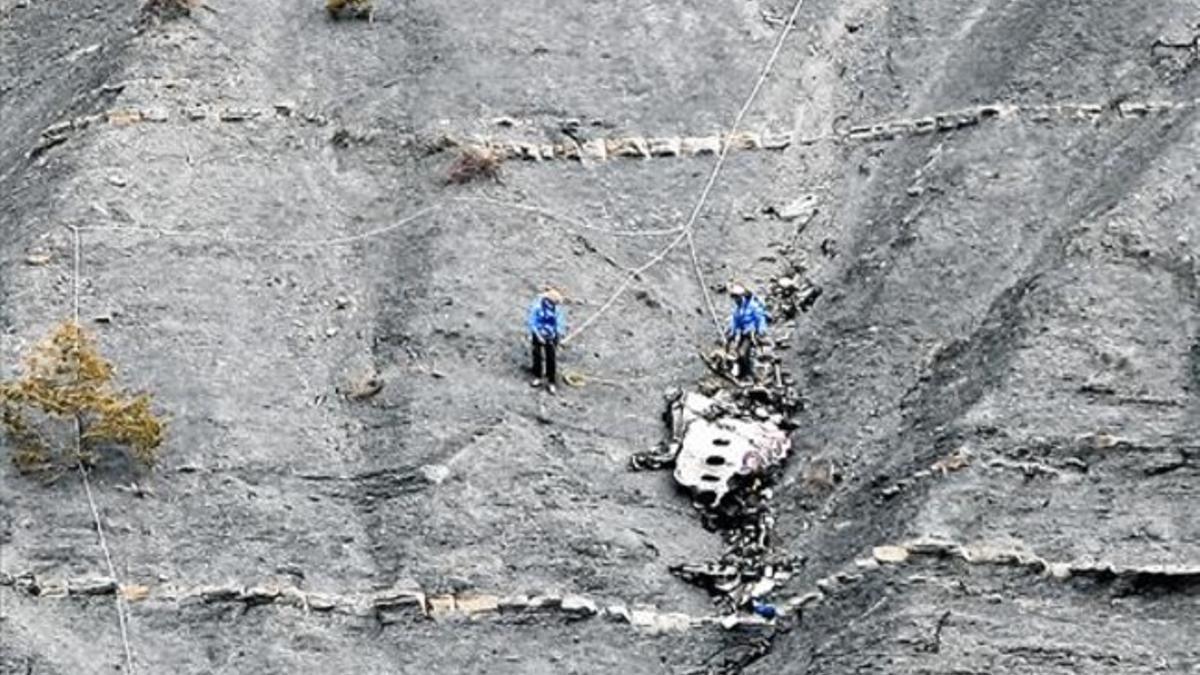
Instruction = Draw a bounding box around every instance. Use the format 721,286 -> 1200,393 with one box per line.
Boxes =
733,334 -> 756,380
531,337 -> 558,382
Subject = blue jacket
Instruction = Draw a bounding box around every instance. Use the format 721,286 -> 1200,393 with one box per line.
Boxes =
527,297 -> 566,341
728,294 -> 768,338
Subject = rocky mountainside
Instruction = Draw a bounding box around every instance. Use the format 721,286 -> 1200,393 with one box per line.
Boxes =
2,0 -> 1199,673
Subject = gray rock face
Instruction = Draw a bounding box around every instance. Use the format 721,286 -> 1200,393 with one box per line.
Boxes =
3,1 -> 1200,674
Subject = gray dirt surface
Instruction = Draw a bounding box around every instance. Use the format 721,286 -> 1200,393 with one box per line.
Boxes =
3,0 -> 1200,673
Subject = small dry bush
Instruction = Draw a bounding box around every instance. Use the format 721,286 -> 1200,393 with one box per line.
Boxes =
0,321 -> 164,478
446,146 -> 504,185
326,0 -> 374,20
141,0 -> 201,23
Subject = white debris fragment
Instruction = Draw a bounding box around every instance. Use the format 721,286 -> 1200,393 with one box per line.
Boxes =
561,594 -> 598,617
776,194 -> 819,221
671,393 -> 791,505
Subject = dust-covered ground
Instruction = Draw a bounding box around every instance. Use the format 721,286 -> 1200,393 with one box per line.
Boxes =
2,1 -> 1200,673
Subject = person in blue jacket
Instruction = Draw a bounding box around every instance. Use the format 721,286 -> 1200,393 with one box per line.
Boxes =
725,282 -> 769,382
527,288 -> 566,394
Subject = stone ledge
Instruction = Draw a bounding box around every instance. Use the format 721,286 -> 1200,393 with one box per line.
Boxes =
0,572 -> 722,633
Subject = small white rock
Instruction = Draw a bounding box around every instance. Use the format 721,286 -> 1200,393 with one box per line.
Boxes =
561,594 -> 598,616
420,464 -> 451,485
873,545 -> 910,564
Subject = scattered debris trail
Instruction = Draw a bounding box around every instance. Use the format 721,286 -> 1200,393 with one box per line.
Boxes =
628,260 -> 816,672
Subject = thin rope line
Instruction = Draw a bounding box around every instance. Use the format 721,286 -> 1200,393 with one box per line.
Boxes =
685,230 -> 722,335
72,225 -> 81,324
76,197 -> 680,250
455,196 -> 683,237
566,0 -> 808,344
455,200 -> 639,277
71,224 -> 136,674
563,227 -> 692,344
78,461 -> 136,672
75,205 -> 442,248
686,0 -> 807,336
